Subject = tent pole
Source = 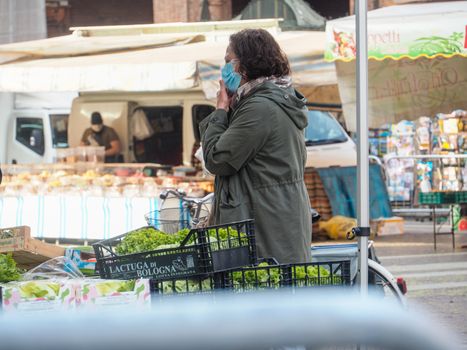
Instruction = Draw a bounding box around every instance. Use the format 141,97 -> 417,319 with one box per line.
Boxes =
356,0 -> 369,297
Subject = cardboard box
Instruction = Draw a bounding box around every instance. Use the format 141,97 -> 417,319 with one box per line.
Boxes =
0,226 -> 65,269
65,247 -> 96,276
1,279 -> 151,312
371,217 -> 404,236
79,279 -> 151,309
1,280 -> 79,312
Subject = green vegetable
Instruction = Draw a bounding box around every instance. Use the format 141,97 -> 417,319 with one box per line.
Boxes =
115,226 -> 250,255
115,227 -> 179,255
159,278 -> 212,294
173,228 -> 192,244
0,253 -> 21,283
293,265 -> 342,285
232,262 -> 281,289
207,228 -> 249,249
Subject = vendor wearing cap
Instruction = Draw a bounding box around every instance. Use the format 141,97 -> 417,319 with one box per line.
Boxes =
80,112 -> 122,163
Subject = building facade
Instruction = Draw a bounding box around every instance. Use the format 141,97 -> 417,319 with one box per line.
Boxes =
45,0 -> 463,37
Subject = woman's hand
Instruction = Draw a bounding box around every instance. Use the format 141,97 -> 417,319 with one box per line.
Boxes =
216,80 -> 231,112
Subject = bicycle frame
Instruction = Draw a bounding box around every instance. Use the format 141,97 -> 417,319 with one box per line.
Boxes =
311,241 -> 407,307
157,189 -> 214,229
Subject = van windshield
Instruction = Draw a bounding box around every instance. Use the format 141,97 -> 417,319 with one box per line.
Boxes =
50,114 -> 69,148
305,111 -> 348,146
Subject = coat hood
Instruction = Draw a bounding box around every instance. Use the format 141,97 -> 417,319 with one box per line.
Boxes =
251,82 -> 309,130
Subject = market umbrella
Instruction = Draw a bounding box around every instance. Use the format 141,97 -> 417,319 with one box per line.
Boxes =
325,1 -> 467,131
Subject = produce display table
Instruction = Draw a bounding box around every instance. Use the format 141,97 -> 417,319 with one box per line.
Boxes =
0,163 -> 213,242
419,191 -> 467,250
0,194 -> 157,241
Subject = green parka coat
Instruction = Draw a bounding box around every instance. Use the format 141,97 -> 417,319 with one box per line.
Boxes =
199,82 -> 311,263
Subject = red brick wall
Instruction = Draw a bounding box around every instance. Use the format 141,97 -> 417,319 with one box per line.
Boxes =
208,0 -> 231,21
154,0 -> 189,23
69,0 -> 153,27
153,0 -> 231,23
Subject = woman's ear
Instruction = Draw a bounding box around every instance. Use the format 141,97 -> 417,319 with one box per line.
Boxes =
240,72 -> 249,84
238,65 -> 248,80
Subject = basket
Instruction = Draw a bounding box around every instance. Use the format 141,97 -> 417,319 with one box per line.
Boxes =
223,260 -> 351,292
220,259 -> 288,291
150,259 -> 282,296
287,260 -> 351,287
454,191 -> 467,204
150,259 -> 351,296
93,220 -> 257,281
144,207 -> 210,234
150,275 -> 220,296
419,192 -> 456,205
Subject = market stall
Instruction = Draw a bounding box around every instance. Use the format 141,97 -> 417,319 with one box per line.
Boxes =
325,2 -> 467,245
0,163 -> 213,241
325,1 -> 467,132
369,111 -> 467,203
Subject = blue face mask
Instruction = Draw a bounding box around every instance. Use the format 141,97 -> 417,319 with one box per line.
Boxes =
221,61 -> 242,93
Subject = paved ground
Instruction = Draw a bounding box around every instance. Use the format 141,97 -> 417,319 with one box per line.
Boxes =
374,220 -> 467,349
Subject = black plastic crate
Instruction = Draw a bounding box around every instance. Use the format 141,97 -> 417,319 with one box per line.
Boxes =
220,258 -> 287,291
150,275 -> 220,296
149,259 -> 351,296
93,220 -> 257,281
454,191 -> 467,204
287,260 -> 351,287
221,259 -> 351,292
150,259 -> 284,295
419,191 -> 456,205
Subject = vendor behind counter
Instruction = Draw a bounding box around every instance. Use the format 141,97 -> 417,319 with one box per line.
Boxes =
80,112 -> 122,163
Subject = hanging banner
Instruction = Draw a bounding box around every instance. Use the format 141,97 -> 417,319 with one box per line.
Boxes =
325,2 -> 467,61
336,55 -> 467,131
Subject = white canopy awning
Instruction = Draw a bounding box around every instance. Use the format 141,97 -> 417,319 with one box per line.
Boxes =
0,21 -> 335,96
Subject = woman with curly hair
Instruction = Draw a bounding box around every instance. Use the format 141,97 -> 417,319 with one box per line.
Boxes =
199,29 -> 311,263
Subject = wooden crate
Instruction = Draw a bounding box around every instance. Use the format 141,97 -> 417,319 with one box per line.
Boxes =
0,226 -> 65,269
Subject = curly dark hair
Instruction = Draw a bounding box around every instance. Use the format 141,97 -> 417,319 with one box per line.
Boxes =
229,29 -> 290,80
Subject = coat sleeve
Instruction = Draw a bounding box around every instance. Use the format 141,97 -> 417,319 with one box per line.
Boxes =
200,101 -> 272,176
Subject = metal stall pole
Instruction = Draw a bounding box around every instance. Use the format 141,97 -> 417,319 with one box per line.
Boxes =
355,0 -> 370,297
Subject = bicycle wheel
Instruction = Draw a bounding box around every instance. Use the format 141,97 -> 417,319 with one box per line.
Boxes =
367,259 -> 407,308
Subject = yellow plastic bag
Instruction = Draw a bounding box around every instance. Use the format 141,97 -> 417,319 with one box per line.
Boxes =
319,216 -> 357,240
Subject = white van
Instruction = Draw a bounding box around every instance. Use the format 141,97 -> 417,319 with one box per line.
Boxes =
2,93 -> 75,164
68,91 -> 215,166
304,109 -> 356,168
3,91 -> 356,169
69,91 -> 356,169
